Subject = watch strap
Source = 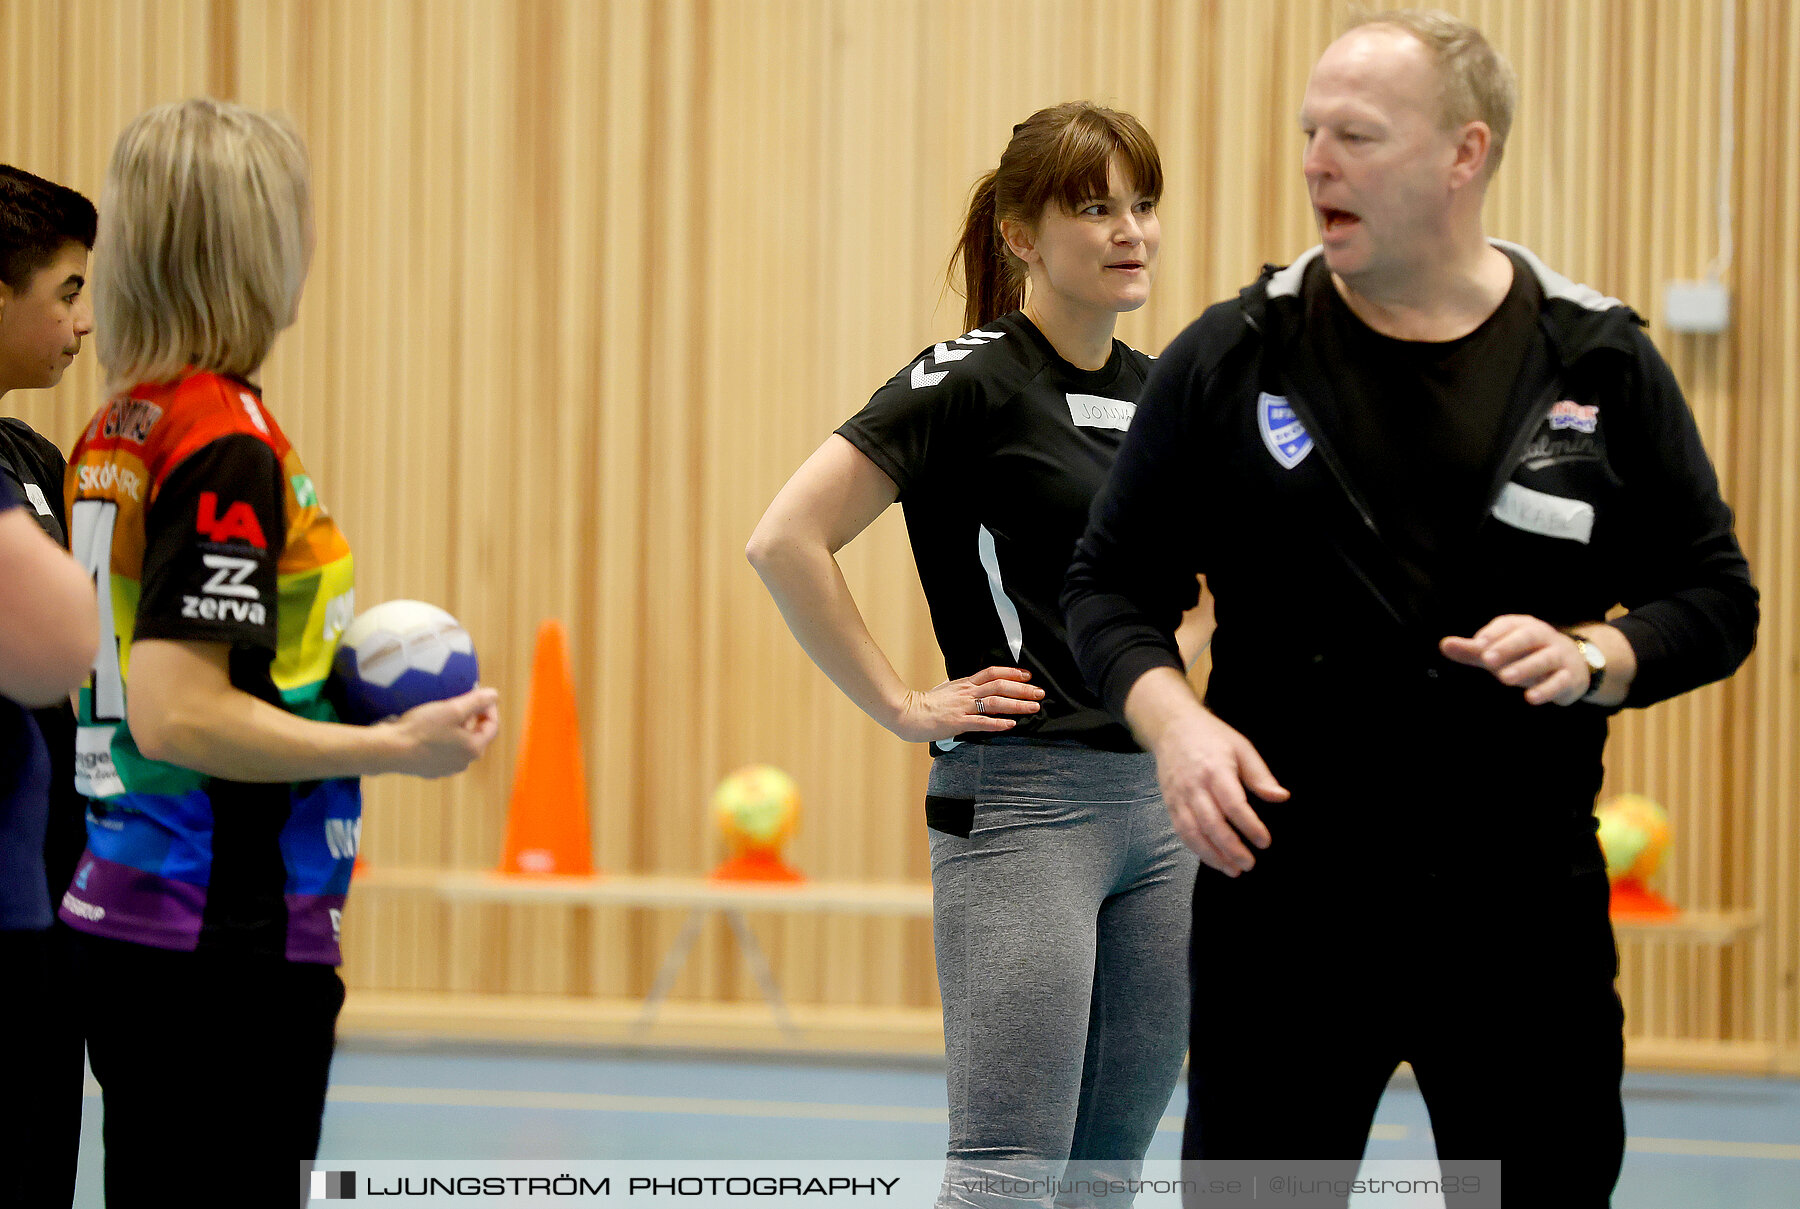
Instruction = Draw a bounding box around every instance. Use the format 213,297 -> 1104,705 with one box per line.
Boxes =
1567,632 -> 1605,701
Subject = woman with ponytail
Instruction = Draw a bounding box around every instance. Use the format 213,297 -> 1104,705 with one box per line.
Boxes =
748,103 -> 1205,1205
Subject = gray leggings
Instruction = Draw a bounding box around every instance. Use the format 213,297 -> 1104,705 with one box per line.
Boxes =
927,742 -> 1196,1208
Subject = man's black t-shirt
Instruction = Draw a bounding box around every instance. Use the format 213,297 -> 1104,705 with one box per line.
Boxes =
1307,255 -> 1543,615
837,310 -> 1153,752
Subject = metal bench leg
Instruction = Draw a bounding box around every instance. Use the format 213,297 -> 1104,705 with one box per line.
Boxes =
723,908 -> 800,1039
631,908 -> 708,1036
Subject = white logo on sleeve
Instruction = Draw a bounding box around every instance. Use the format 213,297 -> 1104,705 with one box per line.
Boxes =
908,329 -> 1006,389
1491,482 -> 1595,544
1065,394 -> 1135,431
182,554 -> 267,622
200,554 -> 261,599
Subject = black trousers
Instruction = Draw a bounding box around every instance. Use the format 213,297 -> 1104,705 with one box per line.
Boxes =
1181,857 -> 1625,1208
0,924 -> 87,1209
76,933 -> 346,1209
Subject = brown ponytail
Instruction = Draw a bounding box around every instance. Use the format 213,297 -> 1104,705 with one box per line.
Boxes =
953,171 -> 1019,332
947,102 -> 1163,332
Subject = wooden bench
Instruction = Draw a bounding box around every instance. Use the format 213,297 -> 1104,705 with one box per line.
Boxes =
352,869 -> 1762,1062
353,867 -> 934,1040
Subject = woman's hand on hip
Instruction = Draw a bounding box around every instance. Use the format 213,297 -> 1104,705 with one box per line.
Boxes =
890,666 -> 1042,743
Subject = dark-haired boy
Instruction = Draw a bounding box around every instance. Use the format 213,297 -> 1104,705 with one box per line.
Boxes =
0,161 -> 98,1209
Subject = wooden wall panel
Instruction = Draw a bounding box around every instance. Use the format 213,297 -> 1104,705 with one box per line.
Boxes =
1737,0 -> 1800,1066
3,0 -> 1796,1068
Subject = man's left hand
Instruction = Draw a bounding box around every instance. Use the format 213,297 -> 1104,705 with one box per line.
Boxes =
1439,614 -> 1592,706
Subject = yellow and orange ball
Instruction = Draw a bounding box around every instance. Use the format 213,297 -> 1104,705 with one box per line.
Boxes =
709,765 -> 803,882
1596,793 -> 1671,883
1596,793 -> 1675,916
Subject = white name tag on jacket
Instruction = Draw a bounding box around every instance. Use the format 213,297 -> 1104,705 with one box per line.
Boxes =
1492,482 -> 1595,544
1065,394 -> 1135,431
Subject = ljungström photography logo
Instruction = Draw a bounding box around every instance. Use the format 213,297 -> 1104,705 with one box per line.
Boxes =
311,1169 -> 356,1199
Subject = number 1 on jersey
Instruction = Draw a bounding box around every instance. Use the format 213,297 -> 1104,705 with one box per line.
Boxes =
70,498 -> 126,723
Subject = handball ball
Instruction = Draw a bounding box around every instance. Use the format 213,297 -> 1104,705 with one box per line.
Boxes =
332,600 -> 479,724
712,765 -> 800,857
1595,793 -> 1671,883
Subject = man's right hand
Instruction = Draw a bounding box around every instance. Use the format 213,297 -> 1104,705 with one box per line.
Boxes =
1126,667 -> 1287,875
1152,709 -> 1288,874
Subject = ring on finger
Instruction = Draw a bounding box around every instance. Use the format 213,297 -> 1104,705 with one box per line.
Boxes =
973,698 -> 984,715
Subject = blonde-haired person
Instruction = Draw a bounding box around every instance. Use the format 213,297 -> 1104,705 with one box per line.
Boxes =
62,98 -> 499,1207
748,103 -> 1207,1208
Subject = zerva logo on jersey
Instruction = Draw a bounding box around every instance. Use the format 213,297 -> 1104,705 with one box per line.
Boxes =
182,552 -> 268,624
1548,401 -> 1599,433
1258,393 -> 1314,469
181,595 -> 268,625
200,554 -> 260,599
909,329 -> 1006,389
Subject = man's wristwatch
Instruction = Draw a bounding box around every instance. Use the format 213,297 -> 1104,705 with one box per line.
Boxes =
1567,632 -> 1606,702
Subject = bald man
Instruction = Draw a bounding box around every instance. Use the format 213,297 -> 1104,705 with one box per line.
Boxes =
1065,11 -> 1756,1205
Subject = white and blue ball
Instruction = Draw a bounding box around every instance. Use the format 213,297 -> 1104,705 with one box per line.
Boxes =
332,600 -> 479,724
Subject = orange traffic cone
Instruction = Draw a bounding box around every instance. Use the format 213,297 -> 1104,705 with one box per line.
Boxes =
498,620 -> 596,875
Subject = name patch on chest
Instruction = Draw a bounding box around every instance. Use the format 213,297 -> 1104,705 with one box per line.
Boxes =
1258,393 -> 1314,469
1492,481 -> 1595,544
1065,394 -> 1135,432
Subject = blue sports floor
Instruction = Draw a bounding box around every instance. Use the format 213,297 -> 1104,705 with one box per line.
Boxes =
73,1044 -> 1800,1206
